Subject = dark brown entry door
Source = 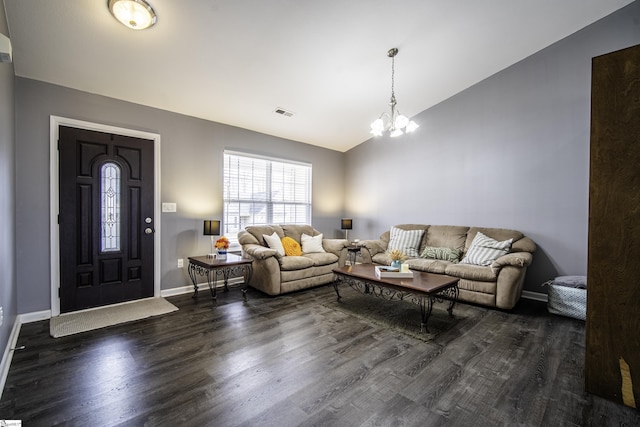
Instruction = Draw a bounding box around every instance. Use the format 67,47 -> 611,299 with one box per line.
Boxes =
58,126 -> 155,313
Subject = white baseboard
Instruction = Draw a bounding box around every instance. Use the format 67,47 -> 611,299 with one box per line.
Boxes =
20,310 -> 52,323
0,317 -> 22,400
161,277 -> 245,298
521,290 -> 548,303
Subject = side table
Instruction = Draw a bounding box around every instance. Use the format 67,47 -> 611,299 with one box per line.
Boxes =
187,253 -> 253,301
346,245 -> 361,266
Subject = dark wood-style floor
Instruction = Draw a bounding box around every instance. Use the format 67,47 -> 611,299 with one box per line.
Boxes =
1,283 -> 638,426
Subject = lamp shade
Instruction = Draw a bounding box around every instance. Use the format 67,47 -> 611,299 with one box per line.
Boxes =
341,218 -> 353,230
203,220 -> 220,236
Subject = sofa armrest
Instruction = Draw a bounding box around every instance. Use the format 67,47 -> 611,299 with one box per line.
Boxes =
358,240 -> 387,264
360,240 -> 386,257
322,238 -> 348,255
242,243 -> 279,260
490,252 -> 533,274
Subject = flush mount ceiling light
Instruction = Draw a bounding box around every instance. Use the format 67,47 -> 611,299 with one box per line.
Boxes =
370,48 -> 419,138
108,0 -> 157,30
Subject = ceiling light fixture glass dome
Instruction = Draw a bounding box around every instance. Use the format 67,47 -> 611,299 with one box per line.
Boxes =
108,0 -> 157,30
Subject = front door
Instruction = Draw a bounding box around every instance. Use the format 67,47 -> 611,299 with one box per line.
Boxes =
58,126 -> 155,313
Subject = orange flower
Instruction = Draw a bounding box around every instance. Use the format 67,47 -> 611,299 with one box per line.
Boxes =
215,236 -> 230,250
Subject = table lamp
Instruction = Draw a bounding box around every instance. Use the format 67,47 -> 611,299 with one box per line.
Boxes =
203,220 -> 221,257
341,218 -> 352,241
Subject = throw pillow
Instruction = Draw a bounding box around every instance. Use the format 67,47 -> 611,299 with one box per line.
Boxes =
420,246 -> 462,262
281,236 -> 302,256
263,232 -> 285,256
387,226 -> 424,258
460,232 -> 512,266
301,233 -> 325,253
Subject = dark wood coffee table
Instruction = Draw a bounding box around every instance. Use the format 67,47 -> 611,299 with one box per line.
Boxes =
332,264 -> 459,332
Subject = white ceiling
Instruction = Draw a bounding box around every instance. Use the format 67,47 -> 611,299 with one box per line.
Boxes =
3,0 -> 634,152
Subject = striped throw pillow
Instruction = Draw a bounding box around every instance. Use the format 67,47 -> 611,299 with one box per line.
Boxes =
460,232 -> 512,266
387,226 -> 424,258
420,246 -> 462,262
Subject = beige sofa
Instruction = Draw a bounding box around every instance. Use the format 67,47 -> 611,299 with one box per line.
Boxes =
359,224 -> 536,309
238,224 -> 348,296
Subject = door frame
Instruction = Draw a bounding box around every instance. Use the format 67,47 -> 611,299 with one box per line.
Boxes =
49,116 -> 162,316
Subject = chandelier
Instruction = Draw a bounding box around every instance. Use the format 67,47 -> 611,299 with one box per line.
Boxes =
370,48 -> 419,137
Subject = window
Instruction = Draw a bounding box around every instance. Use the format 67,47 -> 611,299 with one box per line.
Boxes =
223,151 -> 312,243
100,162 -> 121,252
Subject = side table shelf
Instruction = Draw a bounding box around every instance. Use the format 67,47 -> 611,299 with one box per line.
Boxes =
187,253 -> 253,301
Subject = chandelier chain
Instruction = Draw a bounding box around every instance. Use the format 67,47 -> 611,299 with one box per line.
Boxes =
391,54 -> 395,101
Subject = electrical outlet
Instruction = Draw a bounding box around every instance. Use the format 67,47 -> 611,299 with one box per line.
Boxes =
177,259 -> 184,268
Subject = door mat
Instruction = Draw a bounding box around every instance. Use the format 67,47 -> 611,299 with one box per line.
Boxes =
323,288 -> 464,343
50,297 -> 178,338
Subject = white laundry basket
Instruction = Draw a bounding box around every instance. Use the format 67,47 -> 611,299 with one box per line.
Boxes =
545,276 -> 587,321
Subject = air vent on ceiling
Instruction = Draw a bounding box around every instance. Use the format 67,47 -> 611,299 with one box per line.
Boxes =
274,107 -> 294,117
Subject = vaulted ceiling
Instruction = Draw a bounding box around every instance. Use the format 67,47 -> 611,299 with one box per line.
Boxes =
3,0 -> 634,152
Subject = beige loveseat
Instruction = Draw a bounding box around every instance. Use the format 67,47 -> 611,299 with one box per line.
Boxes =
360,224 -> 536,309
238,224 -> 348,296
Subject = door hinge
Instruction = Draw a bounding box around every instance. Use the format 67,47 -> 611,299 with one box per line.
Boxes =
58,287 -> 61,297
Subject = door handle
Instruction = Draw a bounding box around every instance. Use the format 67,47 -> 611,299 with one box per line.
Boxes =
144,227 -> 154,235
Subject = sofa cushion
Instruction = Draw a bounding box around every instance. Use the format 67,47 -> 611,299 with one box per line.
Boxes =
282,236 -> 302,256
263,232 -> 286,256
387,226 -> 424,257
246,225 -> 284,245
303,252 -> 338,267
279,255 -> 314,271
460,232 -> 512,266
301,233 -> 326,253
445,263 -> 497,282
425,225 -> 468,252
281,224 -> 318,244
406,258 -> 452,275
420,246 -> 462,262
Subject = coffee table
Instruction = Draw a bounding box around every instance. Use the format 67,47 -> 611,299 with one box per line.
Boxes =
332,264 -> 459,332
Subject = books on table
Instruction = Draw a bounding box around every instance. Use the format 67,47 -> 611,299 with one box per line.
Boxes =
375,265 -> 414,278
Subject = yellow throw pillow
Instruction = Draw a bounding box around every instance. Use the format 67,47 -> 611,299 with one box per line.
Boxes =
281,236 -> 302,256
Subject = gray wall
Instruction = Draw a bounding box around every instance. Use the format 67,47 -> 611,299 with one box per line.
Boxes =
345,2 -> 640,293
14,80 -> 344,314
0,6 -> 16,357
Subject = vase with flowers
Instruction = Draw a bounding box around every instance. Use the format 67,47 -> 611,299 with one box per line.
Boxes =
215,236 -> 230,260
388,249 -> 405,270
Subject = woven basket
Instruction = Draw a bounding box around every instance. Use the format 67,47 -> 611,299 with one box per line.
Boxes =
545,276 -> 587,321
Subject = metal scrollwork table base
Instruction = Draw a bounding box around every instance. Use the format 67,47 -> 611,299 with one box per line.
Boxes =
332,264 -> 459,333
188,253 -> 253,302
